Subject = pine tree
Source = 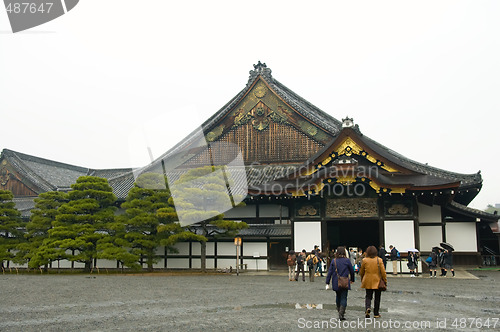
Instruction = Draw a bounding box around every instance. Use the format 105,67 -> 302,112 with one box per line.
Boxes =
19,191 -> 68,270
120,173 -> 184,272
49,176 -> 116,272
0,190 -> 23,268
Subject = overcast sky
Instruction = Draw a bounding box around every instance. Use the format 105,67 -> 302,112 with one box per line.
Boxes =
1,0 -> 499,210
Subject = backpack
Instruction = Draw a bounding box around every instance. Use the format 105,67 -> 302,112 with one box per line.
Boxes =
307,255 -> 315,267
396,250 -> 400,258
425,256 -> 432,263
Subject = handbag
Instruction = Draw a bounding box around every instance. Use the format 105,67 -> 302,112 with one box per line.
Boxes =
334,259 -> 349,289
377,258 -> 387,291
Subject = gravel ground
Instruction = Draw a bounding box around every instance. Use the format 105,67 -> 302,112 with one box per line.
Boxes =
0,270 -> 499,331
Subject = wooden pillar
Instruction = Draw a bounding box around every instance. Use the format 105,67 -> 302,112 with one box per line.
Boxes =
214,239 -> 218,269
266,236 -> 271,271
189,241 -> 192,269
164,246 -> 167,269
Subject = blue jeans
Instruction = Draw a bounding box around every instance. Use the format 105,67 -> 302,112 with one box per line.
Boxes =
316,262 -> 323,275
335,289 -> 348,307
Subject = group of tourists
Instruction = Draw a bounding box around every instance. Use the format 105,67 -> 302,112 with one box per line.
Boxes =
427,246 -> 454,277
287,245 -> 388,321
287,245 -> 325,282
286,241 -> 456,321
325,245 -> 387,321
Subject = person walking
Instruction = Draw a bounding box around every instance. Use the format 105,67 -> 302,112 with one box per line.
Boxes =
438,248 -> 445,276
442,249 -> 455,277
325,246 -> 355,321
294,249 -> 306,282
378,245 -> 387,269
306,250 -> 318,282
428,248 -> 438,278
407,251 -> 417,277
354,248 -> 364,274
315,249 -> 325,277
389,245 -> 398,275
359,245 -> 387,319
286,250 -> 296,281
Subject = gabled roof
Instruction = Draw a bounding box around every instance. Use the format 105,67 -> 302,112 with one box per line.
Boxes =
1,149 -> 88,193
143,62 -> 342,170
0,149 -> 135,199
0,63 -> 486,205
250,124 -> 482,199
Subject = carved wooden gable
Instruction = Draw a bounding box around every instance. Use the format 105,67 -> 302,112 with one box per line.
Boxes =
0,159 -> 38,196
190,79 -> 334,165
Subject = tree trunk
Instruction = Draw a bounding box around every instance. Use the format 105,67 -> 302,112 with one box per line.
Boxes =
201,222 -> 207,272
84,260 -> 92,273
201,240 -> 206,272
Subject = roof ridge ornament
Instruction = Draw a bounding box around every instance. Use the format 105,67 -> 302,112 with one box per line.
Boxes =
248,61 -> 273,86
342,116 -> 354,128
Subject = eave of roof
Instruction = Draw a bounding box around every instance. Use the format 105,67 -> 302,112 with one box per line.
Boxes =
446,201 -> 499,222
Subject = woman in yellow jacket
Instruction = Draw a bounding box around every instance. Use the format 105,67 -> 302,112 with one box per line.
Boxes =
359,245 -> 387,319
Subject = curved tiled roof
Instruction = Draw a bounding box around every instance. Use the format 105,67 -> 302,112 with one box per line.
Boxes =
0,63 -> 486,205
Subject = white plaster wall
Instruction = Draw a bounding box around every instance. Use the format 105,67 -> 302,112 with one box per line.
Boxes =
218,242 -> 237,255
170,242 -> 189,255
166,258 -> 189,269
418,203 -> 441,223
96,259 -> 118,269
242,259 -> 268,270
294,221 -> 321,253
419,226 -> 443,252
217,258 -> 237,269
224,205 -> 256,218
191,259 -> 214,269
446,222 -> 477,252
384,220 -> 415,250
242,242 -> 267,257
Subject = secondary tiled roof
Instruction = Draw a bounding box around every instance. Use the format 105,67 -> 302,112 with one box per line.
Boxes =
447,201 -> 499,222
1,149 -> 136,199
189,223 -> 291,238
13,197 -> 36,218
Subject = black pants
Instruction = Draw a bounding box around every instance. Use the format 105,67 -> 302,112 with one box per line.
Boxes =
295,264 -> 305,281
365,289 -> 382,315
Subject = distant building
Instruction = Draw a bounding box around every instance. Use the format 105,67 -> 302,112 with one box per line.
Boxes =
1,62 -> 499,270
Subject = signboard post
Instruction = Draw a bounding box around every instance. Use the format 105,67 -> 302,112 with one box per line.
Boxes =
234,237 -> 242,276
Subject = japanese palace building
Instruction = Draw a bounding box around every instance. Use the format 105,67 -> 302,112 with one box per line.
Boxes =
1,62 -> 498,270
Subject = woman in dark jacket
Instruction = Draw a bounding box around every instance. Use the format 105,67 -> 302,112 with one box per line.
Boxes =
428,248 -> 438,278
407,251 -> 417,277
326,246 -> 355,321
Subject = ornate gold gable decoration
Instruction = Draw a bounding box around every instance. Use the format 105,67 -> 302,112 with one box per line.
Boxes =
298,205 -> 318,216
0,167 -> 11,186
232,103 -> 288,132
387,203 -> 410,215
326,198 -> 378,218
306,137 -> 400,176
253,82 -> 267,99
